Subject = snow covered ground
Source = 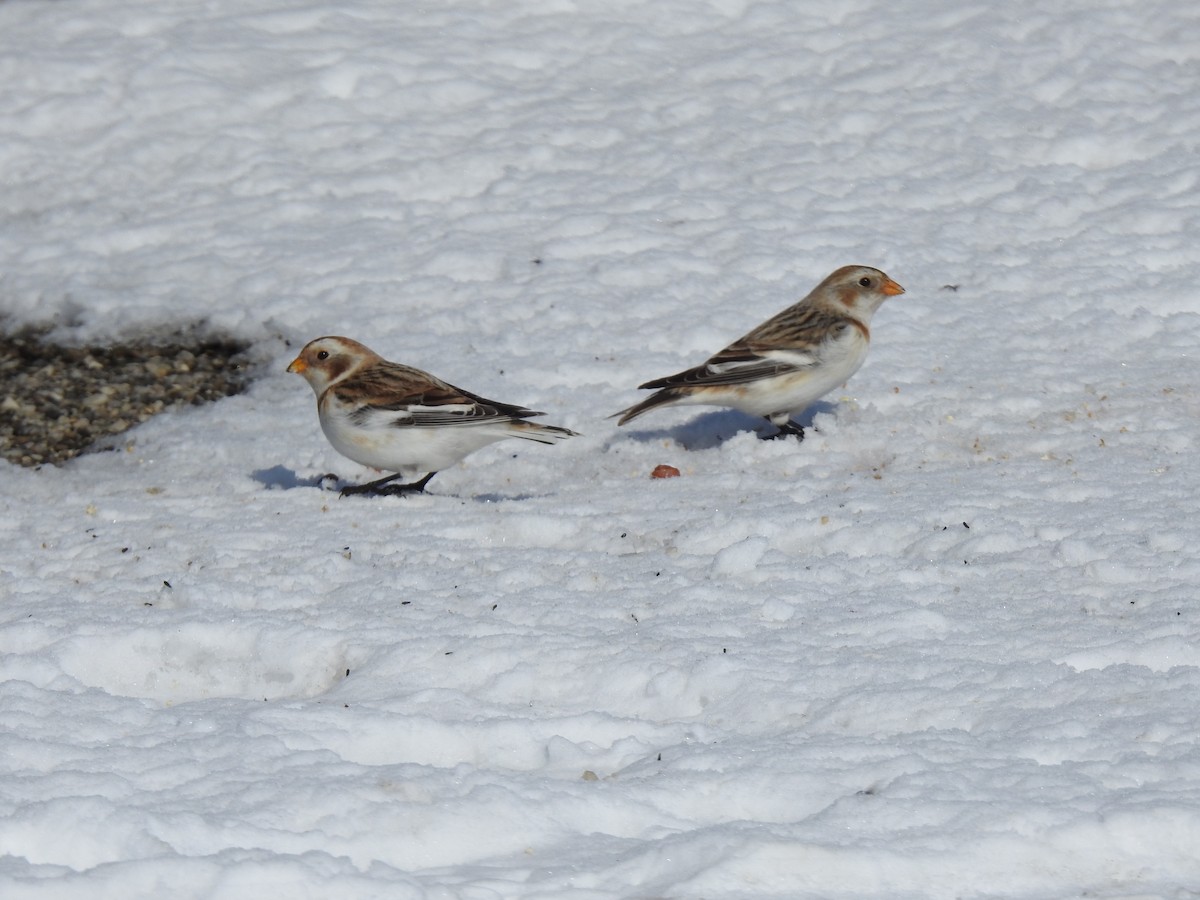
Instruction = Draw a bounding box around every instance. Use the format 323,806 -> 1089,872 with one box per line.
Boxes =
2,0 -> 1200,896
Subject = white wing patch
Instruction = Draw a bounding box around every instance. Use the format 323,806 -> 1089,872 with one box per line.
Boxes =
753,348 -> 820,369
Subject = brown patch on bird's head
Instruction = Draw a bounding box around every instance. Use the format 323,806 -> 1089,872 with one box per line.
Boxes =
826,266 -> 904,316
289,335 -> 377,394
317,350 -> 356,384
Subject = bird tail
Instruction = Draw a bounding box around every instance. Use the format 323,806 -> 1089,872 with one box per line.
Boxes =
612,389 -> 678,426
509,421 -> 579,444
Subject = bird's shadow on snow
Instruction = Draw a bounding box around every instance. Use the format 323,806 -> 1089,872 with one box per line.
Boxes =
253,465 -> 543,502
469,491 -> 543,503
252,465 -> 339,491
614,402 -> 834,450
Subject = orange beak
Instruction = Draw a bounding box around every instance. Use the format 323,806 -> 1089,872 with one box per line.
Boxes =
883,278 -> 905,297
287,357 -> 307,374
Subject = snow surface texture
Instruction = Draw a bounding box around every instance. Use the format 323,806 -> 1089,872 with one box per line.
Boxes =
2,0 -> 1199,897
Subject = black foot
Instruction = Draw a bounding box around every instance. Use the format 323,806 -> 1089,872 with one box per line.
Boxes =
374,475 -> 436,497
762,420 -> 805,441
340,471 -> 437,498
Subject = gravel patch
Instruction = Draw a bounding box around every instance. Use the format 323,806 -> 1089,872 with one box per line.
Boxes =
1,329 -> 251,467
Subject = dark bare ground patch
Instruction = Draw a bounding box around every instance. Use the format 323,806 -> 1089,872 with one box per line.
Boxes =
1,327 -> 251,467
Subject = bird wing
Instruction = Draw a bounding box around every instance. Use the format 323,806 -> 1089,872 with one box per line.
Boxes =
638,305 -> 860,389
330,362 -> 542,428
730,304 -> 859,353
637,350 -> 811,389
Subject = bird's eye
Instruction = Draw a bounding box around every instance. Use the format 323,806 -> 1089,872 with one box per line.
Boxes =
317,350 -> 329,360
858,277 -> 872,287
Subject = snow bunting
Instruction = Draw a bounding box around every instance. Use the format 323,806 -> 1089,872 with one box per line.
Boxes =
614,265 -> 904,439
288,336 -> 578,496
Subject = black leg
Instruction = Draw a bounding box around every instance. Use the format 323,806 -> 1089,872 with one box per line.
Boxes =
761,419 -> 805,441
340,471 -> 437,498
